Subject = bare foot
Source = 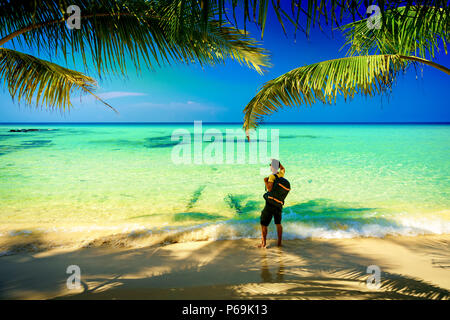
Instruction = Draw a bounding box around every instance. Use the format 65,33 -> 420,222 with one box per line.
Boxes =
257,243 -> 268,249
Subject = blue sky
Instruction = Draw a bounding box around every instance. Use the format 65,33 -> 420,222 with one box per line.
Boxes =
1,9 -> 449,123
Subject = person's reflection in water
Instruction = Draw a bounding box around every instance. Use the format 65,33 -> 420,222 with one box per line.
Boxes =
260,248 -> 285,282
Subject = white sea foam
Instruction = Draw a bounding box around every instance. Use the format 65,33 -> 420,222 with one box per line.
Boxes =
129,215 -> 450,242
3,215 -> 449,243
2,215 -> 449,244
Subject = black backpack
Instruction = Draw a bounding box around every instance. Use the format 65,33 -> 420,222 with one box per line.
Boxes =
264,174 -> 291,208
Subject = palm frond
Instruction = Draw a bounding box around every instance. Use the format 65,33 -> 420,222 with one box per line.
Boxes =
208,0 -> 450,38
0,48 -> 115,112
243,54 -> 408,131
0,0 -> 269,77
326,267 -> 450,300
200,21 -> 271,74
157,2 -> 270,74
341,5 -> 449,59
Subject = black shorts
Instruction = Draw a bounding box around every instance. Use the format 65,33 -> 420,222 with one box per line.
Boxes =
260,202 -> 282,226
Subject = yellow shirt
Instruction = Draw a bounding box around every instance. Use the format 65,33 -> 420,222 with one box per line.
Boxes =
268,168 -> 285,183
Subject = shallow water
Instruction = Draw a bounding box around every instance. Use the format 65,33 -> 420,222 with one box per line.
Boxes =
0,123 -> 449,240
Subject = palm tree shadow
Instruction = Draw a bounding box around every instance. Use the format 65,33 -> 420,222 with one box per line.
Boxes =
249,241 -> 450,300
52,238 -> 450,300
384,237 -> 450,270
77,274 -> 123,296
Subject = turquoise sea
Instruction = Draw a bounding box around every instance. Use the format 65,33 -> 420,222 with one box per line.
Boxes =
0,123 -> 449,241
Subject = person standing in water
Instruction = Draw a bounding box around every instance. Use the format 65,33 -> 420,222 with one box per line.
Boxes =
259,159 -> 289,248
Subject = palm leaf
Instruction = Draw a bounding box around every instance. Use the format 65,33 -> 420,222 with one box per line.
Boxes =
207,0 -> 450,38
341,5 -> 449,59
0,0 -> 269,77
326,267 -> 450,300
200,21 -> 271,74
243,54 -> 408,132
0,48 -> 115,112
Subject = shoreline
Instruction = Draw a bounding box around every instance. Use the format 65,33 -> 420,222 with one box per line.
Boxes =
1,222 -> 449,255
0,234 -> 449,300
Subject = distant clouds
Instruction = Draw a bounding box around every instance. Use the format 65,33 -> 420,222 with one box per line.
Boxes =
82,93 -> 226,113
130,101 -> 226,112
96,91 -> 147,100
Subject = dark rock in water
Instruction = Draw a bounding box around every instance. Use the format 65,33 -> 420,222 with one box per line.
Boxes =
9,129 -> 40,132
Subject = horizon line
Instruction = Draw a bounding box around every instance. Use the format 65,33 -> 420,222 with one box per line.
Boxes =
1,122 -> 449,125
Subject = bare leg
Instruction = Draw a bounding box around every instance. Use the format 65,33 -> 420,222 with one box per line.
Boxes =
258,225 -> 268,248
276,224 -> 283,247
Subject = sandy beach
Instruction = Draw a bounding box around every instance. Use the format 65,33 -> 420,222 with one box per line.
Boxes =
0,233 -> 449,300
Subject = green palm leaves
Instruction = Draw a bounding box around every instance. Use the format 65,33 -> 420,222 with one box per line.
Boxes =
243,5 -> 449,132
342,5 -> 448,58
244,54 -> 407,131
0,48 -> 117,112
0,0 -> 269,111
205,1 -> 450,39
